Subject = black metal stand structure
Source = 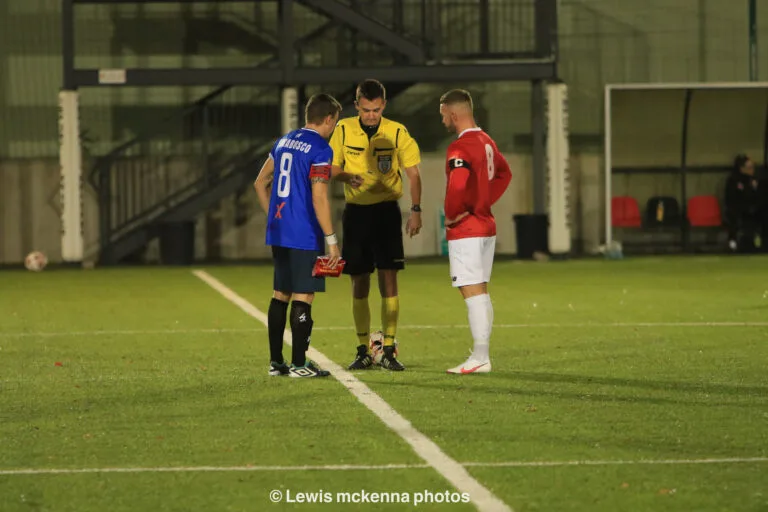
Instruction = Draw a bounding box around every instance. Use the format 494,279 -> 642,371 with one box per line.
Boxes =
62,0 -> 560,263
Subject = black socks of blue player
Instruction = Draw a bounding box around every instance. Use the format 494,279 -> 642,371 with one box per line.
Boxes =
290,301 -> 313,367
268,298 -> 289,364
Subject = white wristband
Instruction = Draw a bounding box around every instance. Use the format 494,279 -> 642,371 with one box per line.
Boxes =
325,233 -> 338,246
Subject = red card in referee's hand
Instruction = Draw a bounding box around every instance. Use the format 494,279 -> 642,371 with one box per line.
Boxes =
312,256 -> 345,278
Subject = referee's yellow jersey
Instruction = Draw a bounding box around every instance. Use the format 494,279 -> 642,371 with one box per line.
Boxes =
329,117 -> 421,205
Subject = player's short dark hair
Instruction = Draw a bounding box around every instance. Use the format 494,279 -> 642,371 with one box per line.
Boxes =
356,79 -> 386,102
440,89 -> 474,111
305,93 -> 342,125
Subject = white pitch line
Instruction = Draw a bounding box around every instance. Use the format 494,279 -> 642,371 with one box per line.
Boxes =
0,328 -> 264,338
1,456 -> 765,477
0,463 -> 430,476
2,321 -> 767,339
462,456 -> 768,468
191,270 -> 512,512
548,321 -> 768,328
318,321 -> 768,330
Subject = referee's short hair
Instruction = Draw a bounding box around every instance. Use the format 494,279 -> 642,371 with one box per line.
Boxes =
439,89 -> 473,111
305,93 -> 342,125
356,79 -> 386,102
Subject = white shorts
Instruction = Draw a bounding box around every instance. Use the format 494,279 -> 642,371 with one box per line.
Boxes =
448,236 -> 496,288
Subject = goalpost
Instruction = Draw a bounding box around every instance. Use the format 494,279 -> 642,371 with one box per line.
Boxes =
603,82 -> 768,245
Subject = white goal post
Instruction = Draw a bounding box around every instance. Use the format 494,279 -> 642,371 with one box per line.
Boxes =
603,81 -> 768,246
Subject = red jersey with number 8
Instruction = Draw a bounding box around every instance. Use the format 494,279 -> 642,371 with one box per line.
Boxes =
444,128 -> 512,241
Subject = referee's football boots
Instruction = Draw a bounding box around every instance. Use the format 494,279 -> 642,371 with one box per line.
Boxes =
348,344 -> 374,370
380,345 -> 405,371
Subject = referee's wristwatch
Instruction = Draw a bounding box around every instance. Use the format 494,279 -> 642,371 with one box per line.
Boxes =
410,204 -> 422,213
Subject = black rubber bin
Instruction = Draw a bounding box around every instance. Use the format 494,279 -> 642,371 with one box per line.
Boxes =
513,214 -> 549,259
159,221 -> 196,265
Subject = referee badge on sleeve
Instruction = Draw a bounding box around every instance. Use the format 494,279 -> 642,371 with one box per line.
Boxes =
377,154 -> 392,174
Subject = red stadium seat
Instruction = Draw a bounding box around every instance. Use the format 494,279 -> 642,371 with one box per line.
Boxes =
612,196 -> 642,228
687,195 -> 722,227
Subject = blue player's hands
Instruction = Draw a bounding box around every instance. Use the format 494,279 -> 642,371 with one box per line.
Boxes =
327,244 -> 341,268
348,175 -> 363,188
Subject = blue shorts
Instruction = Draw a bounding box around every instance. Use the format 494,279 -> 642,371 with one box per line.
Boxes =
272,246 -> 326,294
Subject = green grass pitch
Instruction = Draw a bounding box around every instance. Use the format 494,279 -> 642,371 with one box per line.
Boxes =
1,256 -> 766,511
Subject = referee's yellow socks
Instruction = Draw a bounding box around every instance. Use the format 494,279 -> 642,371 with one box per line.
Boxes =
353,298 -> 370,347
381,296 -> 399,346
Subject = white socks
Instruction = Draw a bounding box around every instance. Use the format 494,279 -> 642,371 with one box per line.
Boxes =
465,293 -> 493,361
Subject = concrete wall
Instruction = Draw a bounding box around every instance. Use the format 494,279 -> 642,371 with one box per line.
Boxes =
0,159 -> 100,264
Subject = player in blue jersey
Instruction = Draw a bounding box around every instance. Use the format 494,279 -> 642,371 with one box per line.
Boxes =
253,93 -> 342,378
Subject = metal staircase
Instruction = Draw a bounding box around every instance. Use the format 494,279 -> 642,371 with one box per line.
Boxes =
91,85 -> 276,264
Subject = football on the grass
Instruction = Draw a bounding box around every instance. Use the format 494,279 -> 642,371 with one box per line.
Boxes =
369,330 -> 398,365
24,251 -> 48,272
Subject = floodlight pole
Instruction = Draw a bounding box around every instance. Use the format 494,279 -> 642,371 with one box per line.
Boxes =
279,0 -> 295,85
749,0 -> 758,81
531,0 -> 558,216
62,0 -> 75,90
278,0 -> 299,135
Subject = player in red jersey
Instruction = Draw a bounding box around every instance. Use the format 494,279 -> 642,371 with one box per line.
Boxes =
439,89 -> 512,374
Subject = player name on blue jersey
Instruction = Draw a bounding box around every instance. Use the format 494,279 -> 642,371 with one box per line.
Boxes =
276,137 -> 314,154
265,128 -> 333,252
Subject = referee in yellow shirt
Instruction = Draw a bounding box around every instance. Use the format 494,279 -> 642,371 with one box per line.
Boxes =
331,79 -> 422,371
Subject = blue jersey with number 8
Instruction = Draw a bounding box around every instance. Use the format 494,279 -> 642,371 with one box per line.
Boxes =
266,128 -> 333,251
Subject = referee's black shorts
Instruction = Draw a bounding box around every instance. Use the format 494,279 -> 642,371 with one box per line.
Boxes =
342,201 -> 404,275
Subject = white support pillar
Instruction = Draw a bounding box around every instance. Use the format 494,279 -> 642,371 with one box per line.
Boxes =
546,82 -> 572,256
58,90 -> 83,262
281,87 -> 299,135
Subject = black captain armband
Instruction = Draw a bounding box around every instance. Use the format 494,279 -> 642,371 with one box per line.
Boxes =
448,158 -> 470,170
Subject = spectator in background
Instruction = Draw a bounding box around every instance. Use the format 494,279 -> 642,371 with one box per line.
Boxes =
724,154 -> 761,252
759,162 -> 768,252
